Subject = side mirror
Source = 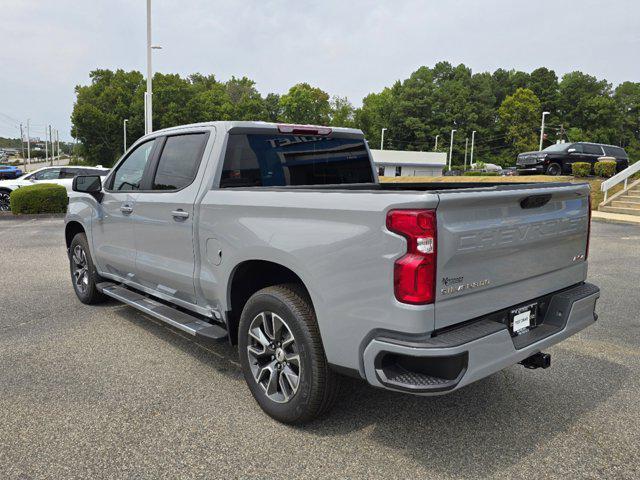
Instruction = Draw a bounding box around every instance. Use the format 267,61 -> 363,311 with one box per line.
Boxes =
73,175 -> 103,200
567,148 -> 576,153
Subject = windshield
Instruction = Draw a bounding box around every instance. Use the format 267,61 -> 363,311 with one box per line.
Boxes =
542,143 -> 570,153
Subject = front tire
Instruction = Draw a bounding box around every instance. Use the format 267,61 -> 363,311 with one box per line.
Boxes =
69,233 -> 106,304
546,162 -> 562,176
238,284 -> 338,424
0,189 -> 11,211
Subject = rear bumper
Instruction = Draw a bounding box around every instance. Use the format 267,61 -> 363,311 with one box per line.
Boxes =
362,283 -> 599,394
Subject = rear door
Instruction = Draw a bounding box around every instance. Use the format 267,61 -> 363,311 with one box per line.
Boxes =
132,131 -> 210,306
92,138 -> 157,279
582,143 -> 605,171
434,183 -> 590,329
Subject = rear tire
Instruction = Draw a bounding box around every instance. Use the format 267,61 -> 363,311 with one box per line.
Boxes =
546,162 -> 562,176
0,189 -> 11,211
238,284 -> 339,424
69,233 -> 106,305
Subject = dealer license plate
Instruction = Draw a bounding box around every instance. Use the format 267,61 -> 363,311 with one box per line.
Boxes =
509,303 -> 538,335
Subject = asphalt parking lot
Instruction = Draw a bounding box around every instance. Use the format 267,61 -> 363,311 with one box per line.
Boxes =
1,217 -> 639,479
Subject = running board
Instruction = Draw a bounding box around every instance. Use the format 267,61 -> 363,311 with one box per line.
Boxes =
97,282 -> 228,342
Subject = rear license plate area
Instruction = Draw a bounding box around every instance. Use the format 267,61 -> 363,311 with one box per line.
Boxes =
509,303 -> 538,336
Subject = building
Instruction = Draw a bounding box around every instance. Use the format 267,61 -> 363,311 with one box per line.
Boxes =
370,149 -> 447,177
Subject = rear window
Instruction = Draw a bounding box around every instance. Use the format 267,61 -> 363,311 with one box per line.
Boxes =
220,134 -> 373,188
583,144 -> 604,155
603,145 -> 627,158
152,133 -> 207,190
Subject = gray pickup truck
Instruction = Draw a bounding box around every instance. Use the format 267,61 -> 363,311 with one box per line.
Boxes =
65,121 -> 600,423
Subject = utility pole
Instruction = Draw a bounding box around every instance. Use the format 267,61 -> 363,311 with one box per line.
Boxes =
44,125 -> 49,164
123,119 -> 128,152
144,0 -> 156,134
55,130 -> 60,165
49,125 -> 53,166
464,137 -> 469,171
26,119 -> 31,166
448,129 -> 456,171
470,130 -> 476,168
19,124 -> 26,170
434,134 -> 439,151
539,111 -> 550,150
380,128 -> 387,150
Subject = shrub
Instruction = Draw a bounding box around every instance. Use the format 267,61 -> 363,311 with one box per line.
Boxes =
594,160 -> 617,178
463,171 -> 499,176
10,183 -> 68,214
571,162 -> 591,177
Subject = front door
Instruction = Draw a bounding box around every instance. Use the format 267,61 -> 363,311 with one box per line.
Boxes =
132,131 -> 210,306
91,138 -> 157,280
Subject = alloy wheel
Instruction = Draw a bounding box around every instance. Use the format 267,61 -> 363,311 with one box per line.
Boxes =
72,245 -> 89,295
0,191 -> 10,211
247,311 -> 301,403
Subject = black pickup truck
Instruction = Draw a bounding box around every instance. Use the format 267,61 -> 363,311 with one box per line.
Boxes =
516,142 -> 629,175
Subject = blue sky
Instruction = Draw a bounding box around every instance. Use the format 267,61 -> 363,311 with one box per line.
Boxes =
1,0 -> 639,140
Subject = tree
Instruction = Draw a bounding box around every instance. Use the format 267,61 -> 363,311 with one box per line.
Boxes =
498,88 -> 541,162
279,83 -> 331,124
329,96 -> 355,127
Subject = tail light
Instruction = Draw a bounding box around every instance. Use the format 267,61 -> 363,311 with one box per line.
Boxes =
277,124 -> 332,135
386,209 -> 437,304
586,194 -> 592,259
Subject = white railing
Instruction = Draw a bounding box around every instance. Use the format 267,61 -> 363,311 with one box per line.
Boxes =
601,161 -> 640,203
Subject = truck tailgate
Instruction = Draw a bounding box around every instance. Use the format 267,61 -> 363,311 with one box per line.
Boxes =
434,183 -> 590,330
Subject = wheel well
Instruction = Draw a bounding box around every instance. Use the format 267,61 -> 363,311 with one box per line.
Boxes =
227,260 -> 311,345
65,221 -> 85,249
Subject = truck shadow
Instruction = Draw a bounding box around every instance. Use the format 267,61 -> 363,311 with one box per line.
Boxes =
304,352 -> 627,478
111,303 -> 626,478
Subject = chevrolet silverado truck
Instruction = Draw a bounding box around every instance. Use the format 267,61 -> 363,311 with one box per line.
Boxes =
65,121 -> 600,424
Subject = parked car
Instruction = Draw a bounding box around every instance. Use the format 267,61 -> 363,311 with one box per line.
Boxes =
65,121 -> 599,424
0,166 -> 110,211
516,142 -> 629,175
501,166 -> 518,176
0,164 -> 23,180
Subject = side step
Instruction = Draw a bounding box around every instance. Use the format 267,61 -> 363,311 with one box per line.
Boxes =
97,282 -> 228,342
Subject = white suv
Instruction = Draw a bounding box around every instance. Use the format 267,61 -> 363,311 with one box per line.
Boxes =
0,166 -> 110,211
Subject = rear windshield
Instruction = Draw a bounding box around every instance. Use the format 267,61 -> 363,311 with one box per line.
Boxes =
220,133 -> 373,187
603,145 -> 627,158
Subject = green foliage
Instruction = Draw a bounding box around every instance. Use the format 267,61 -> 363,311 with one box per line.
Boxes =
571,162 -> 592,177
498,88 -> 541,156
71,64 -> 640,168
279,83 -> 331,124
594,160 -> 617,178
9,184 -> 68,214
463,171 -> 499,176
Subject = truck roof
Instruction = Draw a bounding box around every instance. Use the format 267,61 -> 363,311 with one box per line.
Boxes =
152,121 -> 364,137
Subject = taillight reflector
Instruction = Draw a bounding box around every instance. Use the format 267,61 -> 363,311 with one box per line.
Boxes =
386,209 -> 437,304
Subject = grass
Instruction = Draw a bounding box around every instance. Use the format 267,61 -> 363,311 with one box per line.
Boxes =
380,175 -> 618,210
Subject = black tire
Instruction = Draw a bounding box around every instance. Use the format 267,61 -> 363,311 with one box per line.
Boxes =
69,233 -> 107,305
0,189 -> 11,212
238,284 -> 339,424
546,162 -> 562,176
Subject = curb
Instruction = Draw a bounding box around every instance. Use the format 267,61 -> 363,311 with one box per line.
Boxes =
0,212 -> 65,221
592,212 -> 640,227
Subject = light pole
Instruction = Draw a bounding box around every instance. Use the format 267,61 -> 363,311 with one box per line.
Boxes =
123,119 -> 128,152
380,128 -> 387,150
144,0 -> 162,134
434,134 -> 439,151
470,130 -> 476,167
448,129 -> 456,171
26,119 -> 31,165
464,137 -> 469,171
539,111 -> 550,151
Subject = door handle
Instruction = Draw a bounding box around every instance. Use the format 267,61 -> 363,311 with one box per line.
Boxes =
171,209 -> 190,220
120,205 -> 133,215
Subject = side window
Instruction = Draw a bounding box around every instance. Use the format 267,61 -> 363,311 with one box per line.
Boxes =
570,144 -> 583,153
59,168 -> 80,179
151,133 -> 207,190
33,168 -> 61,180
111,140 -> 155,191
583,144 -> 604,155
603,146 -> 627,158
